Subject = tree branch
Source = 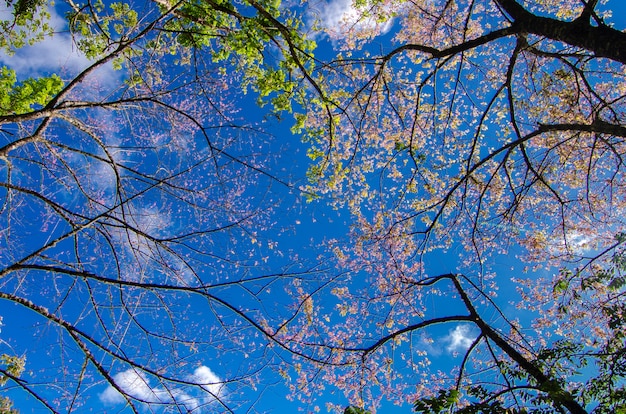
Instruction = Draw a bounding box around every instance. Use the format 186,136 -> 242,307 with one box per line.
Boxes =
496,0 -> 626,64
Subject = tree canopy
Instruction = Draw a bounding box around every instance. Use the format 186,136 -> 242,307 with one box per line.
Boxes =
1,0 -> 625,412
290,0 -> 626,412
1,0 -> 317,410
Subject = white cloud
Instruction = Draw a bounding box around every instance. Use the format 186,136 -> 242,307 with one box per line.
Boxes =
99,365 -> 225,411
0,31 -> 89,76
189,366 -> 226,400
559,231 -> 594,254
1,6 -> 87,73
444,325 -> 476,353
310,0 -> 395,38
0,5 -> 118,84
99,369 -> 157,405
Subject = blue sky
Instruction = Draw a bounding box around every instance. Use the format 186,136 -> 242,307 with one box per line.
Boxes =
1,0 -> 625,413
0,3 -> 354,411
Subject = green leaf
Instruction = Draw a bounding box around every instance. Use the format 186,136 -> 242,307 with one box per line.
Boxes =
414,389 -> 460,413
553,278 -> 569,293
0,66 -> 64,115
344,406 -> 371,414
0,353 -> 25,386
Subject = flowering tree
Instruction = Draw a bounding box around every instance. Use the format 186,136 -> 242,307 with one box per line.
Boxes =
0,0 -> 320,411
284,0 -> 626,412
2,0 -> 626,412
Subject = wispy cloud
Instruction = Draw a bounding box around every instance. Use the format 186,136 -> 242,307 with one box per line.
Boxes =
0,5 -> 118,83
99,365 -> 225,411
558,231 -> 594,255
444,325 -> 476,353
417,332 -> 441,357
190,366 -> 225,398
309,0 -> 395,39
99,369 -> 159,405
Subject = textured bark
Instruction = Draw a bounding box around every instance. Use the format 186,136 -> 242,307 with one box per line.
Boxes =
497,0 -> 626,64
451,276 -> 588,414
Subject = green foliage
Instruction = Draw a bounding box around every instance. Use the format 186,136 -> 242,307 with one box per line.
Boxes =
0,352 -> 25,414
0,66 -> 64,115
67,0 -> 140,60
0,396 -> 19,414
0,354 -> 25,386
394,141 -> 408,151
552,278 -> 568,294
0,0 -> 52,54
110,2 -> 138,35
344,406 -> 371,414
579,248 -> 626,412
157,0 -> 315,113
545,241 -> 626,412
0,0 -> 61,119
457,386 -> 513,413
65,0 -> 315,112
8,0 -> 45,19
414,389 -> 460,413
